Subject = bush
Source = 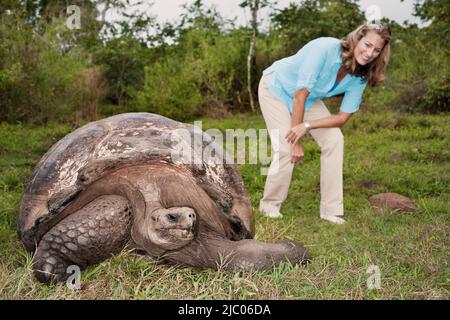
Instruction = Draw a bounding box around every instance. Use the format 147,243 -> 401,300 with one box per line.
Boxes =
131,28 -> 249,120
0,14 -> 106,124
365,26 -> 449,114
93,36 -> 149,110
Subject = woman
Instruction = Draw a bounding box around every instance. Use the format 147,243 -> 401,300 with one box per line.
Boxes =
258,22 -> 391,224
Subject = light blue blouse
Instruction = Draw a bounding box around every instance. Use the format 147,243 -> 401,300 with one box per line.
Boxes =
262,37 -> 368,113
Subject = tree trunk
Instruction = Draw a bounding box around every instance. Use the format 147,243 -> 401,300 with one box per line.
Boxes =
247,0 -> 259,112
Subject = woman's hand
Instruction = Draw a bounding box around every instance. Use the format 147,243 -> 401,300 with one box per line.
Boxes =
285,122 -> 310,145
291,142 -> 304,164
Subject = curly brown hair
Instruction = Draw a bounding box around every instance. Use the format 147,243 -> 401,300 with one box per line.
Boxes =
340,23 -> 391,86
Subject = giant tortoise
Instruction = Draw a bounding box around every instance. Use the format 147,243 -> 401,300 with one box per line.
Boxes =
18,113 -> 308,283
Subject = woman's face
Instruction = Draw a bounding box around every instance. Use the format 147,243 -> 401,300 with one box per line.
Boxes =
354,31 -> 385,66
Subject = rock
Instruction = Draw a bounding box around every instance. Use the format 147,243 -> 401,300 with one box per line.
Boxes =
368,192 -> 417,213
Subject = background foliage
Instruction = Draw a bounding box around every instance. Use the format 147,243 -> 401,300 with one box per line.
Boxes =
0,0 -> 448,124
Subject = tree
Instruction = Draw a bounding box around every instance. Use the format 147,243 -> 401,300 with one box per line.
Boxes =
413,0 -> 450,45
270,0 -> 364,55
411,0 -> 449,112
240,0 -> 270,111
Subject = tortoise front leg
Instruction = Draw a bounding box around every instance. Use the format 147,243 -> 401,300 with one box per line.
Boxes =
162,232 -> 309,271
219,238 -> 310,270
33,195 -> 132,283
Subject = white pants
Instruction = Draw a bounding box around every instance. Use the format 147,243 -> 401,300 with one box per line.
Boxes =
258,74 -> 344,217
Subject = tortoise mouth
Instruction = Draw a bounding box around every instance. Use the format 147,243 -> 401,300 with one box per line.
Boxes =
159,226 -> 195,240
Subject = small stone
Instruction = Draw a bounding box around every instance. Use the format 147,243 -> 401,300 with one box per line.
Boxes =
67,230 -> 76,238
368,192 -> 417,213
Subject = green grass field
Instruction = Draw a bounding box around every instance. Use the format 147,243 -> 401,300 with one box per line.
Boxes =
0,110 -> 449,299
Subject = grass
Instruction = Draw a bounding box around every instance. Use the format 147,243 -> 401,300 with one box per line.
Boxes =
0,109 -> 449,299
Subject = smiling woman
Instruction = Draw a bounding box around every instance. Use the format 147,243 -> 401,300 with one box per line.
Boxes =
341,23 -> 391,86
258,22 -> 391,224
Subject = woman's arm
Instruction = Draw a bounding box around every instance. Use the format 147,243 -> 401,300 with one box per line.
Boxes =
286,88 -> 309,144
286,89 -> 353,145
308,112 -> 352,129
291,88 -> 309,128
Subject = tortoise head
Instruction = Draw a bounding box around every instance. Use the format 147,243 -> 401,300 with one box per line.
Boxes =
143,206 -> 196,250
